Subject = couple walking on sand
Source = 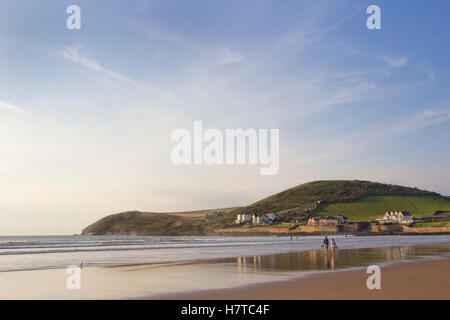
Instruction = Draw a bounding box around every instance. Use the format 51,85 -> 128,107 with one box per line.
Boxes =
322,235 -> 337,250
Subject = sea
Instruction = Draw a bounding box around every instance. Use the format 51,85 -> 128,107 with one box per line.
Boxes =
1,234 -> 450,273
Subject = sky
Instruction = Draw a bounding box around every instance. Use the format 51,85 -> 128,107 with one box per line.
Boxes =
0,0 -> 449,235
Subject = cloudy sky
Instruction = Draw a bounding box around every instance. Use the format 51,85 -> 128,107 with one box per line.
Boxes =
1,0 -> 449,235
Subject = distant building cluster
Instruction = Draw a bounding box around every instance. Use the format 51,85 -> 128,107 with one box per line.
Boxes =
235,213 -> 281,225
205,212 -> 224,217
377,211 -> 414,225
234,206 -> 448,230
307,215 -> 348,226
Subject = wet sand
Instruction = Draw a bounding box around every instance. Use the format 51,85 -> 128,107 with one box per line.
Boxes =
1,244 -> 449,299
153,256 -> 450,300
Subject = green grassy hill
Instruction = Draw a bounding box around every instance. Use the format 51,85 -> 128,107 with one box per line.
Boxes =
314,195 -> 450,221
231,180 -> 440,216
81,180 -> 450,235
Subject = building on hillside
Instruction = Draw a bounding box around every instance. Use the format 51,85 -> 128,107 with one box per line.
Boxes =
379,211 -> 414,225
307,215 -> 348,226
266,213 -> 281,221
319,215 -> 348,225
307,217 -> 320,225
336,215 -> 348,224
235,213 -> 252,224
369,220 -> 379,227
206,212 -> 224,217
342,221 -> 369,232
252,214 -> 270,224
237,213 -> 282,224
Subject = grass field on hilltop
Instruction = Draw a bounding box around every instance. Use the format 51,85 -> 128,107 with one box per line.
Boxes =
315,195 -> 450,222
232,180 -> 439,216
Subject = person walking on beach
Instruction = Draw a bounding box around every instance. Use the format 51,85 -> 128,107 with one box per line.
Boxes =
322,236 -> 329,249
330,238 -> 338,250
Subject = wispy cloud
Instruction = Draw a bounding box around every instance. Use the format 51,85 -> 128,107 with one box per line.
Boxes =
286,105 -> 450,169
137,26 -> 244,67
212,48 -> 244,65
415,63 -> 436,81
60,45 -> 142,87
379,55 -> 408,68
393,108 -> 450,133
0,99 -> 30,115
357,107 -> 450,142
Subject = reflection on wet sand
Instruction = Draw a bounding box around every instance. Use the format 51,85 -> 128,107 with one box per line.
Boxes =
231,244 -> 450,275
1,243 -> 449,299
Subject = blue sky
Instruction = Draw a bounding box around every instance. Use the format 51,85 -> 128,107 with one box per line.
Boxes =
0,0 -> 449,234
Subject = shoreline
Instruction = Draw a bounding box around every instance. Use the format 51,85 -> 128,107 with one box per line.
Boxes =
2,240 -> 450,273
80,230 -> 450,237
149,256 -> 450,300
215,231 -> 450,236
2,238 -> 450,273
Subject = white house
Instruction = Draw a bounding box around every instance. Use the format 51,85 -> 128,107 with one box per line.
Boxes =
381,211 -> 414,224
252,214 -> 270,224
308,217 -> 320,225
235,213 -> 252,224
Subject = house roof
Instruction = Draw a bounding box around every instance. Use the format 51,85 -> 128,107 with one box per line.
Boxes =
385,211 -> 412,216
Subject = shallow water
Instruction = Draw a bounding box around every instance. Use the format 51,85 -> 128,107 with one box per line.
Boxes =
1,242 -> 449,299
1,234 -> 450,272
211,243 -> 450,273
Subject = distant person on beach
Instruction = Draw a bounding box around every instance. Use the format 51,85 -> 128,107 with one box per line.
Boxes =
330,238 -> 338,250
322,236 -> 329,249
